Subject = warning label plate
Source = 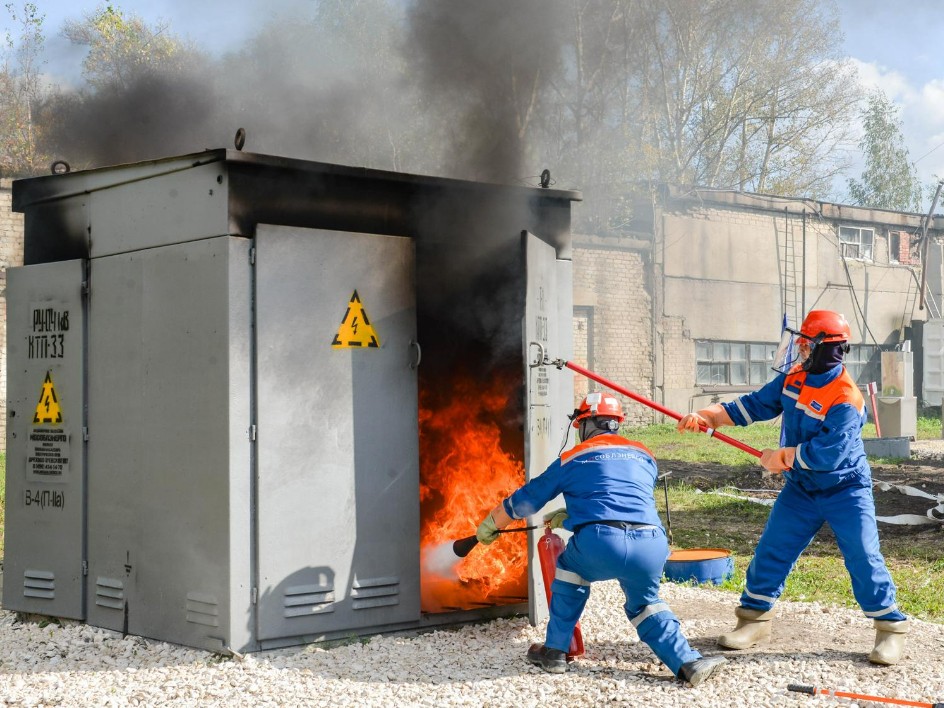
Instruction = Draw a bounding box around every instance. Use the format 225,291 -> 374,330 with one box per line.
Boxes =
28,427 -> 70,480
33,371 -> 63,424
332,290 -> 380,348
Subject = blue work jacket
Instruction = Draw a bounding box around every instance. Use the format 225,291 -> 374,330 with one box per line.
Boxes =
723,364 -> 870,491
502,434 -> 664,530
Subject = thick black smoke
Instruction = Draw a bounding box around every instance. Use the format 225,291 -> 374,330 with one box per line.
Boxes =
36,1 -> 571,372
39,69 -> 224,166
403,0 -> 566,184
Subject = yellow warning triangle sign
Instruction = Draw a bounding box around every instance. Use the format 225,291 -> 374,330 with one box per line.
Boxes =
33,371 -> 63,424
332,290 -> 380,349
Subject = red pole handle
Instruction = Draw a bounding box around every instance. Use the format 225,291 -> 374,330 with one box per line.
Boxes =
561,359 -> 762,459
788,684 -> 940,708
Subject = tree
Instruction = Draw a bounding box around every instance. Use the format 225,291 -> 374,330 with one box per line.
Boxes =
0,1 -> 47,176
39,4 -> 212,167
846,90 -> 922,212
61,4 -> 198,90
526,0 -> 863,232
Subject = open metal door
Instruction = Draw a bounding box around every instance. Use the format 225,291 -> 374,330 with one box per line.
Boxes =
523,231 -> 573,625
254,225 -> 419,644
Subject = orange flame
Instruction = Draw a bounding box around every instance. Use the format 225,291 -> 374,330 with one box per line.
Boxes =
419,372 -> 528,612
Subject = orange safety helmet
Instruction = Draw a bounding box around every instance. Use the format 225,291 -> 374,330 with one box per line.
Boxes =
571,392 -> 624,428
799,310 -> 852,344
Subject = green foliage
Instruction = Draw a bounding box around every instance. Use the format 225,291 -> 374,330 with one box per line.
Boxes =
61,4 -> 198,89
847,89 -> 923,212
0,1 -> 47,176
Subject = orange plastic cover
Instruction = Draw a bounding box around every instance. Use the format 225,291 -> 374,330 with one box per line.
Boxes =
667,548 -> 731,562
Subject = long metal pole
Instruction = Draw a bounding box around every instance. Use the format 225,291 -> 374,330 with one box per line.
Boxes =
801,210 -> 807,318
552,357 -> 762,459
919,181 -> 944,311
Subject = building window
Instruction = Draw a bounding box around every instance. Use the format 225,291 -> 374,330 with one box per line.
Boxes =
839,226 -> 874,260
845,344 -> 881,385
889,230 -> 912,265
696,341 -> 778,387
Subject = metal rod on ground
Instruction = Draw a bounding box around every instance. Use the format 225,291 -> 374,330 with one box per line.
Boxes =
918,179 -> 944,311
787,683 -> 944,708
530,345 -> 762,460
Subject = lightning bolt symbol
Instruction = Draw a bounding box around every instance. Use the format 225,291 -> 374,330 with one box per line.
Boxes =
352,316 -> 359,335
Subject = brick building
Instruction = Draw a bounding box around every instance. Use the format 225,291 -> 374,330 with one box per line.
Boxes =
569,186 -> 944,426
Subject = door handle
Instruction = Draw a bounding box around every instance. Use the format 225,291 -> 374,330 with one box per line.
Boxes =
410,340 -> 422,370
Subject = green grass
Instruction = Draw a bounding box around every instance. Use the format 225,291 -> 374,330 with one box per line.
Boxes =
657,484 -> 944,621
626,421 -> 782,466
626,411 -> 944,464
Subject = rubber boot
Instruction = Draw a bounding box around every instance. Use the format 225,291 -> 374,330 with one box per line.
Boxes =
677,655 -> 727,687
717,606 -> 775,650
869,618 -> 909,665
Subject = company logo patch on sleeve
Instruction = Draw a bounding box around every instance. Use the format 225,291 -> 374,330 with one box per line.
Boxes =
810,400 -> 823,412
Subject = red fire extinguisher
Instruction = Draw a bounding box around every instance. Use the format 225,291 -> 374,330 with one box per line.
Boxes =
537,526 -> 585,660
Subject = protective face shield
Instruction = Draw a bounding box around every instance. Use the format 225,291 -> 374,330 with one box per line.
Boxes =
772,327 -> 813,374
772,311 -> 851,374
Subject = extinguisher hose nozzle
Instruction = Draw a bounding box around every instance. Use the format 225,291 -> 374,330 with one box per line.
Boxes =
452,535 -> 479,558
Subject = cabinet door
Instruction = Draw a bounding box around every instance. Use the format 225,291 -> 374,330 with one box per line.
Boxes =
255,225 -> 419,641
4,259 -> 86,620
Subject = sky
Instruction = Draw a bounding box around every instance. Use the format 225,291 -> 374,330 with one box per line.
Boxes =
10,0 -> 944,205
835,0 -> 944,197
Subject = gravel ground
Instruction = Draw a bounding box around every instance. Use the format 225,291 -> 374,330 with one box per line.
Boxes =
1,581 -> 943,708
2,442 -> 941,707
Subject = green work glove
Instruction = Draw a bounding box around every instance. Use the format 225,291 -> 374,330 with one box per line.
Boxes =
543,507 -> 568,529
476,513 -> 500,545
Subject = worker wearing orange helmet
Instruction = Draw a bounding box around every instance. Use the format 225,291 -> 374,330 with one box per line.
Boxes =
477,392 -> 727,686
678,310 -> 908,665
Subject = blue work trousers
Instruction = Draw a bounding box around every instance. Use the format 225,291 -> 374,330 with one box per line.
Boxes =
548,524 -> 701,675
741,477 -> 904,620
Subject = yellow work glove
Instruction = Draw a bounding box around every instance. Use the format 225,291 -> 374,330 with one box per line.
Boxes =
476,513 -> 500,545
543,507 -> 568,529
759,447 -> 796,474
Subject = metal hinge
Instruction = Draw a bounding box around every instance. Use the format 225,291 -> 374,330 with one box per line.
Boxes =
250,587 -> 258,605
82,427 -> 89,441
249,424 -> 257,441
249,247 -> 256,265
81,560 -> 88,576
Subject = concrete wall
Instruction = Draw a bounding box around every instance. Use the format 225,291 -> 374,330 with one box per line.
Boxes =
0,179 -> 26,448
653,191 -> 940,417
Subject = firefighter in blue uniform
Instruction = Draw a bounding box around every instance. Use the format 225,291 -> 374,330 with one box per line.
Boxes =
678,310 -> 909,665
476,392 -> 727,686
